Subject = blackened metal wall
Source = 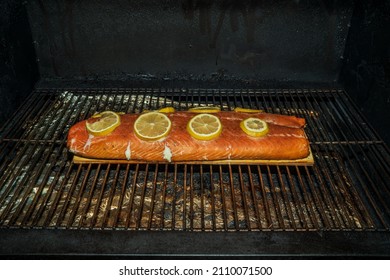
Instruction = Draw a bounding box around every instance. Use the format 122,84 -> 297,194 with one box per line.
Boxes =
0,0 -> 38,126
341,0 -> 390,145
26,0 -> 352,82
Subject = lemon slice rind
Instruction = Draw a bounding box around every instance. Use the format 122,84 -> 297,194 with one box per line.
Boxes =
134,111 -> 172,141
188,106 -> 221,114
240,117 -> 269,137
187,113 -> 222,141
158,107 -> 175,113
234,107 -> 264,113
86,111 -> 121,137
142,107 -> 175,113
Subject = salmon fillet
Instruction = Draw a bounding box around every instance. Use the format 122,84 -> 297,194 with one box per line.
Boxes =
67,111 -> 310,162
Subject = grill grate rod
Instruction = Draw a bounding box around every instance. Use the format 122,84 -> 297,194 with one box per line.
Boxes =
246,166 -> 262,230
113,164 -> 131,228
290,166 -> 312,228
218,165 -> 228,231
237,166 -> 250,230
276,166 -> 298,230
147,164 -> 160,230
125,163 -> 140,229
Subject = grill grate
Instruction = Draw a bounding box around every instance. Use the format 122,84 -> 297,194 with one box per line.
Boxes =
0,88 -> 389,231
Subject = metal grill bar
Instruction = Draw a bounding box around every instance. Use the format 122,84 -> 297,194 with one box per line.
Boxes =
0,88 -> 389,231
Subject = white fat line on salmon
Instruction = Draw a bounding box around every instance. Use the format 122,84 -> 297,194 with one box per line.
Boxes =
83,135 -> 94,151
163,144 -> 172,162
69,138 -> 76,152
226,144 -> 232,160
125,141 -> 131,160
269,133 -> 305,138
224,116 -> 244,121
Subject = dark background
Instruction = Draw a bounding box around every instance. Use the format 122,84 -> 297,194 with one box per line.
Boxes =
0,0 -> 389,145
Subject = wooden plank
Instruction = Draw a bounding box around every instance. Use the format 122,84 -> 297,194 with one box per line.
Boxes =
73,148 -> 314,166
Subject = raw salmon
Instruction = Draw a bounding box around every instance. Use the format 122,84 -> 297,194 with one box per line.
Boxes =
67,111 -> 310,162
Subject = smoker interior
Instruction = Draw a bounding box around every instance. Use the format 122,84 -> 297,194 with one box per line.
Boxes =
1,1 -> 390,256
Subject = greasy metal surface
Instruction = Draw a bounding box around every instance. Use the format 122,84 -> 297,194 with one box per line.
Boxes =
1,229 -> 390,256
0,88 -> 389,231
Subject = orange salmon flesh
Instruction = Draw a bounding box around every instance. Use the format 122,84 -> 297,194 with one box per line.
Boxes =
67,111 -> 310,162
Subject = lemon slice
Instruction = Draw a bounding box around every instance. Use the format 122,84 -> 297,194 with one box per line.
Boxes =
91,111 -> 125,118
142,107 -> 175,113
86,111 -> 121,136
187,113 -> 222,141
158,106 -> 175,113
240,117 -> 269,137
234,107 -> 263,113
188,106 -> 221,113
134,111 -> 172,141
